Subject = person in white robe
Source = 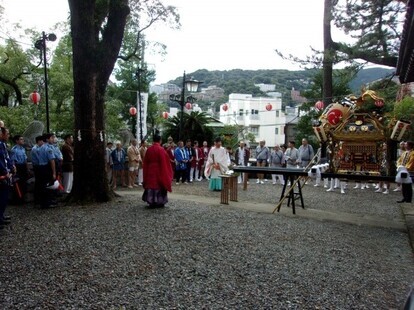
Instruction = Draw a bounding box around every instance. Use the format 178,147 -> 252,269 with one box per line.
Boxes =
204,137 -> 228,191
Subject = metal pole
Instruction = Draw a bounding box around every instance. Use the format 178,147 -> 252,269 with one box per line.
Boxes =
179,71 -> 186,141
42,31 -> 50,133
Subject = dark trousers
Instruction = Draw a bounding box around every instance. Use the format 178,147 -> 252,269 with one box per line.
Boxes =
36,164 -> 54,207
402,183 -> 413,203
0,184 -> 9,220
186,163 -> 191,182
176,170 -> 186,183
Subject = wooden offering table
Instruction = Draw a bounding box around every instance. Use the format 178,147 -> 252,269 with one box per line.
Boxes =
219,174 -> 238,204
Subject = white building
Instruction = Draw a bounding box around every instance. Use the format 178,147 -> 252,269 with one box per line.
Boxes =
219,93 -> 286,147
254,83 -> 276,92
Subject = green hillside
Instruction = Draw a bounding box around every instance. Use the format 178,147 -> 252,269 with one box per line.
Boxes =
168,67 -> 394,108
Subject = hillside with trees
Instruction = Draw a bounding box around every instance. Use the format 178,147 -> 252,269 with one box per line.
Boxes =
167,67 -> 393,109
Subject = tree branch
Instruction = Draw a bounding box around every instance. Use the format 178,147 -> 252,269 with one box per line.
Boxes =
332,41 -> 398,67
0,75 -> 23,105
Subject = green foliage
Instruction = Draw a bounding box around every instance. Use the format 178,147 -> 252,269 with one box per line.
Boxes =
162,111 -> 214,143
0,105 -> 40,136
0,39 -> 32,106
367,79 -> 399,114
297,68 -> 355,147
333,0 -> 405,67
394,96 -> 414,121
104,98 -> 127,141
219,125 -> 239,148
394,96 -> 414,141
167,68 -> 394,111
168,69 -> 319,109
147,93 -> 168,138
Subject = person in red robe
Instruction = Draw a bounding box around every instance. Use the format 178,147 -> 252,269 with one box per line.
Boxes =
142,134 -> 173,208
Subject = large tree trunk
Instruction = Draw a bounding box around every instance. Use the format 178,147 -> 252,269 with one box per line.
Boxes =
68,0 -> 130,203
323,0 -> 334,105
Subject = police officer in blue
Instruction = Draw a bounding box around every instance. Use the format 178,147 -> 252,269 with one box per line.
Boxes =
50,134 -> 63,182
0,127 -> 14,229
37,133 -> 57,208
10,135 -> 29,203
31,135 -> 44,206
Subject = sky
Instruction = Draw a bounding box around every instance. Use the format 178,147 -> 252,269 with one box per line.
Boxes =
1,0 -> 326,84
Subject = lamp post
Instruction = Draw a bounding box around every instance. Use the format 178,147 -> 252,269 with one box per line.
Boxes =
169,72 -> 202,140
35,32 -> 56,133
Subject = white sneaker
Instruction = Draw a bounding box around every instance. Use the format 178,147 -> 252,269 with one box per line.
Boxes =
341,189 -> 345,194
272,182 -> 276,185
383,190 -> 389,194
353,185 -> 359,189
393,188 -> 401,192
375,188 -> 382,193
175,182 -> 179,185
326,188 -> 334,192
260,181 -> 264,184
314,184 -> 320,187
256,179 -> 260,184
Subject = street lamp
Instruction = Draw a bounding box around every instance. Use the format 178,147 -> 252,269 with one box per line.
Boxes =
35,32 -> 57,133
169,72 -> 202,140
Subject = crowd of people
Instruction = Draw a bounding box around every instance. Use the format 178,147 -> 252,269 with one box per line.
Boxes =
0,122 -> 75,230
0,126 -> 412,219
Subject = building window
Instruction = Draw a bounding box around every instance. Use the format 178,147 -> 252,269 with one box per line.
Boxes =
276,110 -> 279,117
249,109 -> 260,120
250,127 -> 259,135
239,109 -> 244,116
275,128 -> 279,135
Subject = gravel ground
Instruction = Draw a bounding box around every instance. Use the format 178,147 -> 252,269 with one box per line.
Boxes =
0,179 -> 413,309
172,177 -> 406,220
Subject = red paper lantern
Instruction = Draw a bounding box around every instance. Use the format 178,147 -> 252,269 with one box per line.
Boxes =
375,100 -> 384,108
327,109 -> 343,125
266,103 -> 272,111
29,91 -> 41,105
185,102 -> 192,110
129,107 -> 137,116
314,100 -> 324,111
162,111 -> 169,119
222,103 -> 228,111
